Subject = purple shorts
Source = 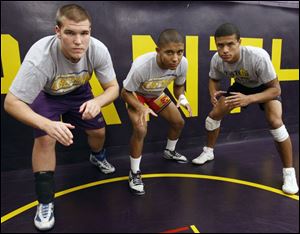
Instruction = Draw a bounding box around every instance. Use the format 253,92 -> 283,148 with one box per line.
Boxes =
30,83 -> 105,138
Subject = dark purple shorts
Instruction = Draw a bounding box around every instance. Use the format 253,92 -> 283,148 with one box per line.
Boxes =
30,83 -> 105,138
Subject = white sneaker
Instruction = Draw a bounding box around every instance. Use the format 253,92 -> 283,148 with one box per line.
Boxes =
282,168 -> 299,194
192,146 -> 214,165
129,170 -> 145,195
34,202 -> 55,231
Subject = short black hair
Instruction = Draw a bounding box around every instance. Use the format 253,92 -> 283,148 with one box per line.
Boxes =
214,23 -> 240,40
157,29 -> 184,47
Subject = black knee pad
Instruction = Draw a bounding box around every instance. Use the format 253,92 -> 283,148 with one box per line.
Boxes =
34,171 -> 55,204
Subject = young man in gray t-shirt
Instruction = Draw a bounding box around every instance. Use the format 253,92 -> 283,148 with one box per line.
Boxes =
121,29 -> 192,195
192,23 -> 298,195
4,4 -> 119,231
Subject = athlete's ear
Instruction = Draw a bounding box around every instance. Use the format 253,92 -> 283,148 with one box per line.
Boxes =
55,25 -> 61,39
155,47 -> 160,53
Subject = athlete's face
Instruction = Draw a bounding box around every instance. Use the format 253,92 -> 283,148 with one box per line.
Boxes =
156,42 -> 184,70
56,17 -> 91,63
215,34 -> 241,64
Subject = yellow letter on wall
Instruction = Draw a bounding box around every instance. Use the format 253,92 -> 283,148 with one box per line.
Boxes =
272,39 -> 299,81
89,73 -> 121,125
1,34 -> 21,94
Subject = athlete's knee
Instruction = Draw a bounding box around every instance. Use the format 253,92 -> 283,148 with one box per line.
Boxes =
35,136 -> 56,150
205,116 -> 221,131
171,117 -> 185,130
270,124 -> 289,142
267,117 -> 283,129
34,171 -> 55,204
87,128 -> 105,139
133,125 -> 147,138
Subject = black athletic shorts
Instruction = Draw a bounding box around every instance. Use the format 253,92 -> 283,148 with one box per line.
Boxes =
225,82 -> 281,110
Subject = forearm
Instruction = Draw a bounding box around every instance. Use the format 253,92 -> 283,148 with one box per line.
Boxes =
4,92 -> 52,131
248,86 -> 281,104
93,79 -> 120,108
209,79 -> 221,97
94,85 -> 119,107
247,78 -> 281,104
173,84 -> 185,99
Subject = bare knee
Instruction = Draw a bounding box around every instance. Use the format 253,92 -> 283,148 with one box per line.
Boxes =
209,108 -> 228,121
170,118 -> 185,131
87,128 -> 105,139
267,117 -> 283,129
34,136 -> 56,151
133,124 -> 147,139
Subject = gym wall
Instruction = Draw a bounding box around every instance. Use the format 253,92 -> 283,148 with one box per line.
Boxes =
1,1 -> 299,171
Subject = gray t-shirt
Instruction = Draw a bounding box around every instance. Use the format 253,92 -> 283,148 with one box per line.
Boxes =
123,52 -> 187,98
209,46 -> 276,88
10,35 -> 116,104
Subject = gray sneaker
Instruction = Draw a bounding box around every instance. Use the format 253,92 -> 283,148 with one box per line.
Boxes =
163,149 -> 188,163
90,154 -> 115,174
34,202 -> 55,231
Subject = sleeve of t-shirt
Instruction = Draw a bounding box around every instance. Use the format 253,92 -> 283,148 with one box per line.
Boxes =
123,65 -> 143,92
9,61 -> 48,104
209,53 -> 224,80
93,45 -> 116,84
174,57 -> 187,86
256,52 -> 277,83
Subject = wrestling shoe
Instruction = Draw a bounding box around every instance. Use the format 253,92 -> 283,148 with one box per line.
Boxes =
282,167 -> 299,194
90,151 -> 115,174
192,146 -> 214,165
163,149 -> 188,163
34,202 -> 55,231
129,170 -> 145,195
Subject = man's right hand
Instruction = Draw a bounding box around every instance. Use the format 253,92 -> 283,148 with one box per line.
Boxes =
138,106 -> 158,126
211,90 -> 227,107
44,121 -> 75,146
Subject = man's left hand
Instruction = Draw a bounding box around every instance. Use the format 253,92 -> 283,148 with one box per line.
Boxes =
79,99 -> 101,120
224,92 -> 250,108
176,94 -> 193,117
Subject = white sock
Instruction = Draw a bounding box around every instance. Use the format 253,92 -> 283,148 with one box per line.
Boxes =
166,139 -> 178,151
204,146 -> 214,152
130,155 -> 142,173
283,167 -> 295,173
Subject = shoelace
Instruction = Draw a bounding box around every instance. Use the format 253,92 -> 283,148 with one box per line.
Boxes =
132,173 -> 143,185
101,159 -> 111,168
172,151 -> 183,159
41,204 -> 51,218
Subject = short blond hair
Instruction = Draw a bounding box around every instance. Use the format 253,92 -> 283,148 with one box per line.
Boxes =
56,4 -> 92,27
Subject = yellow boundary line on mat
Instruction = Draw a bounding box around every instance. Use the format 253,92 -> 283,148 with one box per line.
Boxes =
190,224 -> 200,233
1,173 -> 298,224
